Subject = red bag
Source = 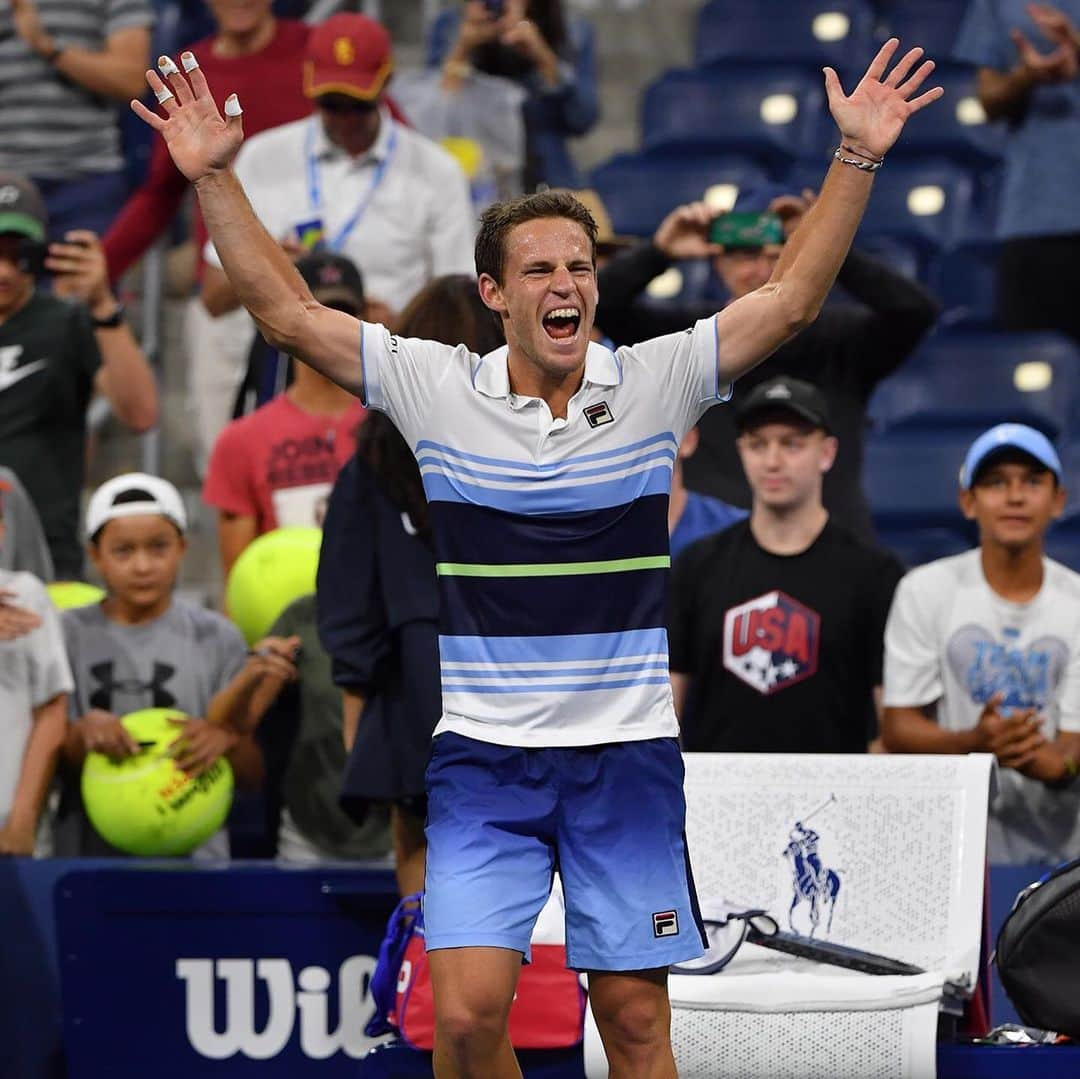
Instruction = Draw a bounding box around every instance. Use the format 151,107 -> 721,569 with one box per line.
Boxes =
386,888 -> 586,1050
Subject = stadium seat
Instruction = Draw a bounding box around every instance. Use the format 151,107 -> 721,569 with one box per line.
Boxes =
876,524 -> 974,569
876,0 -> 970,58
855,160 -> 976,256
589,152 -> 769,238
930,241 -> 999,328
890,63 -> 1003,165
867,330 -> 1080,439
863,430 -> 977,527
695,0 -> 875,77
640,65 -> 825,171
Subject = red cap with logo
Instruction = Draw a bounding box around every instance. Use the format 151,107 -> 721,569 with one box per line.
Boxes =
304,13 -> 393,101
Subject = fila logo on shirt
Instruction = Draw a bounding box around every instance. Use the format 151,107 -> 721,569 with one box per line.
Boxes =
722,590 -> 821,695
583,401 -> 614,428
653,910 -> 679,938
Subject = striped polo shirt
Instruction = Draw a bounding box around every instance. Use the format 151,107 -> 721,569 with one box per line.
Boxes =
361,317 -> 729,747
0,0 -> 152,179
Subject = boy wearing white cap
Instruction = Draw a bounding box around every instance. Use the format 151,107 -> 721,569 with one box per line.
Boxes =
54,472 -> 269,857
883,424 -> 1080,864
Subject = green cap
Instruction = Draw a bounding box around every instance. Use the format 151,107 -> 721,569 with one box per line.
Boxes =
0,174 -> 47,242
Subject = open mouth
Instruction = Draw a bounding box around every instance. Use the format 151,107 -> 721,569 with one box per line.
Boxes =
542,306 -> 581,342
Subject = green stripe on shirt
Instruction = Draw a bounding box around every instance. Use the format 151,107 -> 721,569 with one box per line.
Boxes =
436,555 -> 671,578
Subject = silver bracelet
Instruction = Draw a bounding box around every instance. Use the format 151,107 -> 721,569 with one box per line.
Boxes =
834,147 -> 883,172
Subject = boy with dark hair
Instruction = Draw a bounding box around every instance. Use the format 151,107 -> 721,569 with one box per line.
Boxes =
55,472 -> 264,857
883,424 -> 1080,864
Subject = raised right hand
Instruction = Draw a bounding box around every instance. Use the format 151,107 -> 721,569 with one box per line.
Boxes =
77,709 -> 140,761
131,53 -> 244,183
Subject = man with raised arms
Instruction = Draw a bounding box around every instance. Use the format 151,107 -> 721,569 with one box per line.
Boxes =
132,43 -> 941,1079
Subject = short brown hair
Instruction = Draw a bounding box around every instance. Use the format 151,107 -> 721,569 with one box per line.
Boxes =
474,191 -> 598,285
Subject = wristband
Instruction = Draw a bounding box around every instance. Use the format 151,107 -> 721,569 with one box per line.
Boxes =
92,304 -> 125,329
834,147 -> 883,172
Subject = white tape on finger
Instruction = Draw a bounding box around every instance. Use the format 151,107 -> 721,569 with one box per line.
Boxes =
181,52 -> 198,73
157,55 -> 179,77
154,85 -> 174,105
224,94 -> 242,117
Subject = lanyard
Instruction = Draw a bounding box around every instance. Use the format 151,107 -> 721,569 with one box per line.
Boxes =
305,119 -> 398,252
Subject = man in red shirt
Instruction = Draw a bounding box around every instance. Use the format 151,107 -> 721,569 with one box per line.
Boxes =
202,253 -> 367,576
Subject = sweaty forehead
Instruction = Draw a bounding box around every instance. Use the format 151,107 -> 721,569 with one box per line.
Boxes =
507,218 -> 593,268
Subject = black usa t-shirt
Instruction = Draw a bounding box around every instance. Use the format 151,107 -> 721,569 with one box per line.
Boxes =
668,519 -> 904,753
0,294 -> 101,578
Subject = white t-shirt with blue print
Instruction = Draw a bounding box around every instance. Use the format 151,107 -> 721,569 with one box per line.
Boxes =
884,548 -> 1080,864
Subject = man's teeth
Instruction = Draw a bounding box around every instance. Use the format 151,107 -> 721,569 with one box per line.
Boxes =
545,308 -> 580,320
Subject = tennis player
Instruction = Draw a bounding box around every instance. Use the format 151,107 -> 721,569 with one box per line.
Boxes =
133,40 -> 942,1079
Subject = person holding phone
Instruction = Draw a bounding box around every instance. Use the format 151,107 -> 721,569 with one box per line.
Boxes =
595,186 -> 940,542
428,0 -> 598,189
0,174 -> 157,579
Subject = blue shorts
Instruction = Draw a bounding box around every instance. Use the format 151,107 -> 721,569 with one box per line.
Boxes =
423,732 -> 707,972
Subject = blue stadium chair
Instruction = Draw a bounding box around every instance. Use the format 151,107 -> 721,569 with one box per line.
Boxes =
695,0 -> 875,77
589,152 -> 769,238
856,159 -> 975,256
640,65 -> 825,172
890,63 -> 1004,166
876,0 -> 970,58
867,331 -> 1080,439
930,241 -> 999,328
864,430 -> 974,527
876,524 -> 974,568
1045,532 -> 1080,573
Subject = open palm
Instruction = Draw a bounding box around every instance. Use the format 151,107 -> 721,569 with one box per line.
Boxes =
825,39 -> 943,160
131,56 -> 244,183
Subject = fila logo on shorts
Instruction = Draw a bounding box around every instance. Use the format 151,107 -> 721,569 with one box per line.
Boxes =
653,910 -> 679,937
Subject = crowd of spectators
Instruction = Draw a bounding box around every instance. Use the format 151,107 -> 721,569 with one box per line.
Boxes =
1,0 -> 1080,883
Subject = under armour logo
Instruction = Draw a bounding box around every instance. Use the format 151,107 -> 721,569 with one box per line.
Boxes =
89,660 -> 177,712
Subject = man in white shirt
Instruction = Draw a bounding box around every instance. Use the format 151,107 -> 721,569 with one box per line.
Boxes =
134,37 -> 942,1079
883,424 -> 1080,865
190,13 -> 476,473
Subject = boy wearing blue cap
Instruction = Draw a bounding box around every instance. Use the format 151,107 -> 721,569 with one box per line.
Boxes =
882,423 -> 1080,864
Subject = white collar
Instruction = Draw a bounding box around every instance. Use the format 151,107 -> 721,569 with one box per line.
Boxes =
472,340 -> 622,400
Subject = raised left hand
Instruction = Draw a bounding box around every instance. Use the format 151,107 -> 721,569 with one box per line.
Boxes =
825,38 -> 944,161
168,716 -> 236,777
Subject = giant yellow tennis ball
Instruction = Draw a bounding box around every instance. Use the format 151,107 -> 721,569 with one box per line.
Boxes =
225,526 -> 321,646
81,708 -> 234,856
47,581 -> 105,610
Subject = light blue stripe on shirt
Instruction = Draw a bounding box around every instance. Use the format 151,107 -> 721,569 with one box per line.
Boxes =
421,462 -> 673,514
443,675 -> 672,695
439,627 -> 670,665
414,431 -> 678,471
440,660 -> 670,679
417,445 -> 677,485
